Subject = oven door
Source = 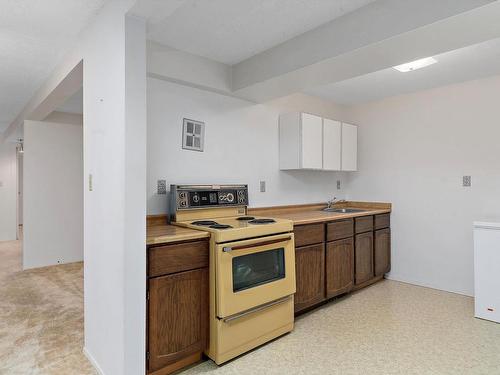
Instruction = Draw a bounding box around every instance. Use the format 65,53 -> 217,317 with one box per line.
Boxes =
215,232 -> 296,318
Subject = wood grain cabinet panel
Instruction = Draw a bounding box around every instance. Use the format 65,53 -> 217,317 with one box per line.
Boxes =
148,240 -> 209,277
374,228 -> 391,276
355,216 -> 374,234
326,219 -> 354,241
294,223 -> 324,247
374,214 -> 390,230
326,238 -> 354,298
148,268 -> 208,373
355,231 -> 374,285
294,244 -> 325,313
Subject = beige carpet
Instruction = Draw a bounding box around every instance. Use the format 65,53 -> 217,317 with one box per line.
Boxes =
0,237 -> 95,375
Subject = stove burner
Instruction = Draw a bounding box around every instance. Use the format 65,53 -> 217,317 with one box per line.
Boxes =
236,216 -> 255,221
248,218 -> 276,224
192,220 -> 218,226
209,224 -> 233,229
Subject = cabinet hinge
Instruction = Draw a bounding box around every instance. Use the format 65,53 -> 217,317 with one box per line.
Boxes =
147,291 -> 150,301
146,351 -> 150,361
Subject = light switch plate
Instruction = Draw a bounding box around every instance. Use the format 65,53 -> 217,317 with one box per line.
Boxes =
88,174 -> 93,191
157,180 -> 167,195
463,176 -> 471,187
337,180 -> 341,190
260,181 -> 266,192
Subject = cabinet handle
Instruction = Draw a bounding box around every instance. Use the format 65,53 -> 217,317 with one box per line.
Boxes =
223,237 -> 292,253
221,295 -> 292,323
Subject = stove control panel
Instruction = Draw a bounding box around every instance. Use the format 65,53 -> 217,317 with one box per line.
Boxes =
171,184 -> 248,211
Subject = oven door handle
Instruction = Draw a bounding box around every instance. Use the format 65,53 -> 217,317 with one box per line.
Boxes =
222,236 -> 292,253
221,295 -> 292,323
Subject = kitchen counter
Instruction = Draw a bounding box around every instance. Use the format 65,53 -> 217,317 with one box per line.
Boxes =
147,223 -> 209,246
248,201 -> 391,226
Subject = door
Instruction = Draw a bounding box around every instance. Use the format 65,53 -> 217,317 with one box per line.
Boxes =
294,243 -> 325,312
374,228 -> 391,276
300,113 -> 323,169
148,268 -> 208,373
341,122 -> 357,171
216,233 -> 296,318
355,231 -> 374,285
322,118 -> 341,171
326,238 -> 354,298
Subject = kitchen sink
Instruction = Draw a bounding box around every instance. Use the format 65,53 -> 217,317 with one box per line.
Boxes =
323,208 -> 367,213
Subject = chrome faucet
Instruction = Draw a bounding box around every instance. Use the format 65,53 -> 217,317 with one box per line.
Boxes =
327,197 -> 346,209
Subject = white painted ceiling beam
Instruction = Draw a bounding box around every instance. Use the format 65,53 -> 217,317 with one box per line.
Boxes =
147,41 -> 233,94
231,0 -> 500,102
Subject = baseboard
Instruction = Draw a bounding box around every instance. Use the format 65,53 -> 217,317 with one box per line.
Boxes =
385,274 -> 473,298
83,347 -> 106,375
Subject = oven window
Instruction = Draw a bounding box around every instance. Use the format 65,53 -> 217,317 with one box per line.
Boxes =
232,248 -> 285,292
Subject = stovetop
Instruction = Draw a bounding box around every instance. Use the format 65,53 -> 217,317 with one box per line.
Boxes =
175,215 -> 293,242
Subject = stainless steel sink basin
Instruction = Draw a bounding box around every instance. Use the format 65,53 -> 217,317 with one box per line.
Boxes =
323,208 -> 367,213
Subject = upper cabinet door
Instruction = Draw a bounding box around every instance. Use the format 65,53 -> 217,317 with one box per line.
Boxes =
341,123 -> 358,171
300,113 -> 323,169
322,119 -> 341,171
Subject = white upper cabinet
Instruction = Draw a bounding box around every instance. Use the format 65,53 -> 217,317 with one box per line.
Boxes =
300,113 -> 323,169
341,122 -> 358,171
279,112 -> 358,171
279,112 -> 323,170
322,118 -> 341,171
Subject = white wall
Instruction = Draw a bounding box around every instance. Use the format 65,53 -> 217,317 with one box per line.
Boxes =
10,1 -> 147,374
147,78 -> 347,215
0,143 -> 17,241
44,111 -> 83,126
344,74 -> 500,296
23,120 -> 83,269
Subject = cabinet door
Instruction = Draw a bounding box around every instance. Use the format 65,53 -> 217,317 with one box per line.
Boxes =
322,118 -> 341,171
355,232 -> 374,285
148,268 -> 208,373
341,123 -> 358,171
300,113 -> 323,169
294,243 -> 325,313
374,228 -> 391,276
326,238 -> 354,298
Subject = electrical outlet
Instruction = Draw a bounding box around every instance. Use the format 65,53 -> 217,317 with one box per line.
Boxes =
260,181 -> 266,192
337,180 -> 341,190
463,176 -> 471,187
157,180 -> 167,195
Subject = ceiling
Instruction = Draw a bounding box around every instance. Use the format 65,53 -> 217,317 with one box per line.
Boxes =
146,0 -> 376,65
304,37 -> 500,105
0,0 -> 108,133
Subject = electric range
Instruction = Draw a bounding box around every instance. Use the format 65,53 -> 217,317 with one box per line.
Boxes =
170,184 -> 296,365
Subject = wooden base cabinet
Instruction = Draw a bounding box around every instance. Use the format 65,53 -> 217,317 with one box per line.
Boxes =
147,239 -> 209,375
326,238 -> 354,298
293,214 -> 390,314
294,243 -> 325,313
354,231 -> 374,285
148,268 -> 208,374
375,228 -> 391,276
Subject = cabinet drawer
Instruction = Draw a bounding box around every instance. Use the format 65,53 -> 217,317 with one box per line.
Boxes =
355,216 -> 374,234
294,223 -> 324,247
148,240 -> 209,278
326,219 -> 354,241
374,214 -> 390,230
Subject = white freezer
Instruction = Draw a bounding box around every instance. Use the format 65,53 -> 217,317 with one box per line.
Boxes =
474,220 -> 500,323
